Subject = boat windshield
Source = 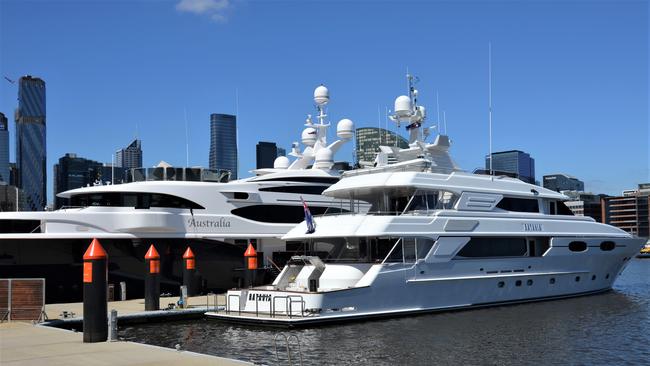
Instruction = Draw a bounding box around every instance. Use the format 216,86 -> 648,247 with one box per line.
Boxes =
297,236 -> 435,263
325,188 -> 458,216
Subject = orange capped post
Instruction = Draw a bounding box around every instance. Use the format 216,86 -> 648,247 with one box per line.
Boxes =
144,244 -> 160,311
182,247 -> 197,296
83,238 -> 108,343
244,243 -> 258,288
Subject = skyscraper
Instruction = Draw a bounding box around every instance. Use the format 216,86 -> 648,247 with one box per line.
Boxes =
116,139 -> 142,169
256,141 -> 277,169
485,150 -> 536,184
209,113 -> 237,179
0,112 -> 9,184
53,153 -> 122,209
543,173 -> 585,192
355,127 -> 409,164
15,75 -> 46,211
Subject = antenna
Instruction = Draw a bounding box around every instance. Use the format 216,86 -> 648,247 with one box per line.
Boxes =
235,87 -> 240,179
436,91 -> 440,133
443,110 -> 447,135
488,42 -> 493,177
183,107 -> 189,167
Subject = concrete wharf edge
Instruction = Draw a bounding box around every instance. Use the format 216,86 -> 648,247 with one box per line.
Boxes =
0,322 -> 253,366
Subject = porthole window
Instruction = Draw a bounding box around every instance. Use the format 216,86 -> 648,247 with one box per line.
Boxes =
600,241 -> 615,251
497,281 -> 505,288
527,279 -> 533,286
515,280 -> 522,287
575,276 -> 581,282
568,241 -> 587,252
549,278 -> 556,284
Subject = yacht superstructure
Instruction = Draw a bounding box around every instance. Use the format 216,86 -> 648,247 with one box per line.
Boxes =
0,85 -> 359,302
209,75 -> 644,326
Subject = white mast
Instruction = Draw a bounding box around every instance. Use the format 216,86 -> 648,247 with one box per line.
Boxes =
184,107 -> 189,167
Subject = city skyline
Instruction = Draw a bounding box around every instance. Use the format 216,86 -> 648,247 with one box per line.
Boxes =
1,1 -> 647,202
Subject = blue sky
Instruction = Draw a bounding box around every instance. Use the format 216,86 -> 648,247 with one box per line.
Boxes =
0,0 -> 648,203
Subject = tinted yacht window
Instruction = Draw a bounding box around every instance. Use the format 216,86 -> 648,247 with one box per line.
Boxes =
259,185 -> 328,195
231,204 -> 329,223
456,237 -> 528,258
496,197 -> 539,213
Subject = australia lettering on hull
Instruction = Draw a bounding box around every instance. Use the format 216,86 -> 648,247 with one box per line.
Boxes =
187,217 -> 231,228
523,223 -> 543,232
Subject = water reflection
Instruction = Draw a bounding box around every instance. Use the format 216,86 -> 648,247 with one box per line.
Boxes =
121,260 -> 650,365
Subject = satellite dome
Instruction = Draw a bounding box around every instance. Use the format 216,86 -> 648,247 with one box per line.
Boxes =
314,85 -> 329,106
313,148 -> 334,170
394,95 -> 412,119
301,127 -> 317,147
336,118 -> 354,139
273,156 -> 290,169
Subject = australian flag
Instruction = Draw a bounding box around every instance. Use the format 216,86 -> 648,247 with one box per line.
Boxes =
301,196 -> 316,234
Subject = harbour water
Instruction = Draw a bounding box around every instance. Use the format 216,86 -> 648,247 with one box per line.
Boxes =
121,259 -> 650,365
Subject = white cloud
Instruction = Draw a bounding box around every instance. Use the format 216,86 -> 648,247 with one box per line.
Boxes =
176,0 -> 232,23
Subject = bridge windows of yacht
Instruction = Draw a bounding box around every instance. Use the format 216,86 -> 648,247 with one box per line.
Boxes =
548,200 -> 575,215
495,197 -> 540,213
344,188 -> 459,216
69,192 -> 205,210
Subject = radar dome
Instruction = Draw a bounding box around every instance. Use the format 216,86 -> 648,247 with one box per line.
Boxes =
313,148 -> 334,170
273,156 -> 290,169
301,127 -> 317,147
314,85 -> 329,105
336,118 -> 354,139
394,95 -> 412,119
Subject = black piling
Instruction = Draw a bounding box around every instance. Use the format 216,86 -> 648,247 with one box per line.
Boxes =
182,247 -> 197,296
144,244 -> 160,311
83,238 -> 108,343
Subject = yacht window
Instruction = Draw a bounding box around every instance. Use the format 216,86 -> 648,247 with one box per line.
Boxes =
528,237 -> 550,257
231,205 -> 329,223
0,220 -> 42,234
233,192 -> 249,200
416,238 -> 435,259
255,177 -> 339,184
259,185 -> 328,195
403,238 -> 417,263
568,241 -> 587,252
365,189 -> 458,215
496,197 -> 539,213
600,241 -> 615,251
549,201 -> 556,215
456,237 -> 528,258
556,201 -> 574,215
69,192 -> 204,209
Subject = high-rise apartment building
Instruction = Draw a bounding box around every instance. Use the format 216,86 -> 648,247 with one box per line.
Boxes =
0,112 -> 9,183
256,141 -> 278,169
601,184 -> 650,238
209,113 -> 237,179
485,150 -> 535,184
15,75 -> 47,211
355,127 -> 409,165
543,174 -> 584,192
116,139 -> 142,169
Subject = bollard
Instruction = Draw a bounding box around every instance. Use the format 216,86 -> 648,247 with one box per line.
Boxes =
119,281 -> 126,301
182,247 -> 197,296
83,238 -> 108,343
180,285 -> 188,309
144,244 -> 160,311
108,309 -> 118,341
244,243 -> 257,288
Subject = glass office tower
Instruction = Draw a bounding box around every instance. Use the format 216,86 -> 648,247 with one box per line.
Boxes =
15,75 -> 46,211
0,112 -> 9,184
209,113 -> 237,179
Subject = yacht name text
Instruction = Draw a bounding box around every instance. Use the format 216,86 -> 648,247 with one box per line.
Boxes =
187,218 -> 231,228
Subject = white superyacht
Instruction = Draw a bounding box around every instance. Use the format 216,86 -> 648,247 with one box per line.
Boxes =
0,85 -> 358,301
209,75 -> 644,326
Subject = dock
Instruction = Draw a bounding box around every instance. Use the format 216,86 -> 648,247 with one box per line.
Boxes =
0,321 -> 252,366
42,294 -> 224,326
